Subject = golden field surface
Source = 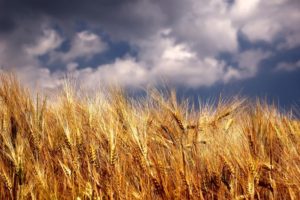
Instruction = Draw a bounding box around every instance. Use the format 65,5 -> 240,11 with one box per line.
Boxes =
0,74 -> 299,199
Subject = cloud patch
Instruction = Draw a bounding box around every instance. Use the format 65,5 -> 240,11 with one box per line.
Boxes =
50,31 -> 107,63
276,60 -> 300,71
24,28 -> 63,56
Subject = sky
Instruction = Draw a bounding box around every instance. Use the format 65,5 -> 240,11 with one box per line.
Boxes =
0,0 -> 300,107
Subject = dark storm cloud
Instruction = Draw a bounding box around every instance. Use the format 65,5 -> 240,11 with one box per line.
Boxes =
0,0 -> 168,72
0,0 -> 128,18
0,0 -> 168,40
0,17 -> 15,34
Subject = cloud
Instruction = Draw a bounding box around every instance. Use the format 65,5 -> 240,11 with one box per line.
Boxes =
235,49 -> 271,78
278,32 -> 300,50
17,66 -> 64,90
0,0 -> 299,91
172,17 -> 238,56
29,32 -> 231,89
74,58 -> 149,88
140,33 -> 227,87
62,33 -> 266,89
241,19 -> 280,42
276,60 -> 300,71
50,31 -> 107,63
231,0 -> 260,19
232,0 -> 300,46
24,28 -> 63,56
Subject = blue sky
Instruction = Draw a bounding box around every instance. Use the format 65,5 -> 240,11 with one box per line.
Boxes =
0,0 -> 299,107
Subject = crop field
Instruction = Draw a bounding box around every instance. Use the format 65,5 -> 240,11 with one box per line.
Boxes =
0,74 -> 299,199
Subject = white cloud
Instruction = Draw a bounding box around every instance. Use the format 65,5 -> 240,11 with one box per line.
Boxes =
169,2 -> 238,56
276,60 -> 300,71
146,34 -> 227,87
231,0 -> 261,19
66,62 -> 79,72
0,28 -> 63,91
63,33 -> 237,89
162,43 -> 195,61
278,32 -> 300,50
50,31 -> 107,63
242,19 -> 280,42
231,0 -> 300,46
235,49 -> 271,78
17,66 -> 63,90
80,58 -> 148,88
24,29 -> 63,56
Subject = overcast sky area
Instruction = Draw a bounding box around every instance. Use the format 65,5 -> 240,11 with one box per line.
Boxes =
0,0 -> 300,107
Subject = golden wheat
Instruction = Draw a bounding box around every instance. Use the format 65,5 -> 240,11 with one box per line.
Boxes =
0,73 -> 299,199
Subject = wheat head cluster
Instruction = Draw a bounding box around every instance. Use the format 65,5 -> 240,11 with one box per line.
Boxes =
0,74 -> 299,200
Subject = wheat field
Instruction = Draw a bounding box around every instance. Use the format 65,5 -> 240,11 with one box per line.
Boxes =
0,74 -> 299,200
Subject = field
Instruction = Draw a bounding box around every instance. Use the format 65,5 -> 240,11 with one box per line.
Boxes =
0,74 -> 299,199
